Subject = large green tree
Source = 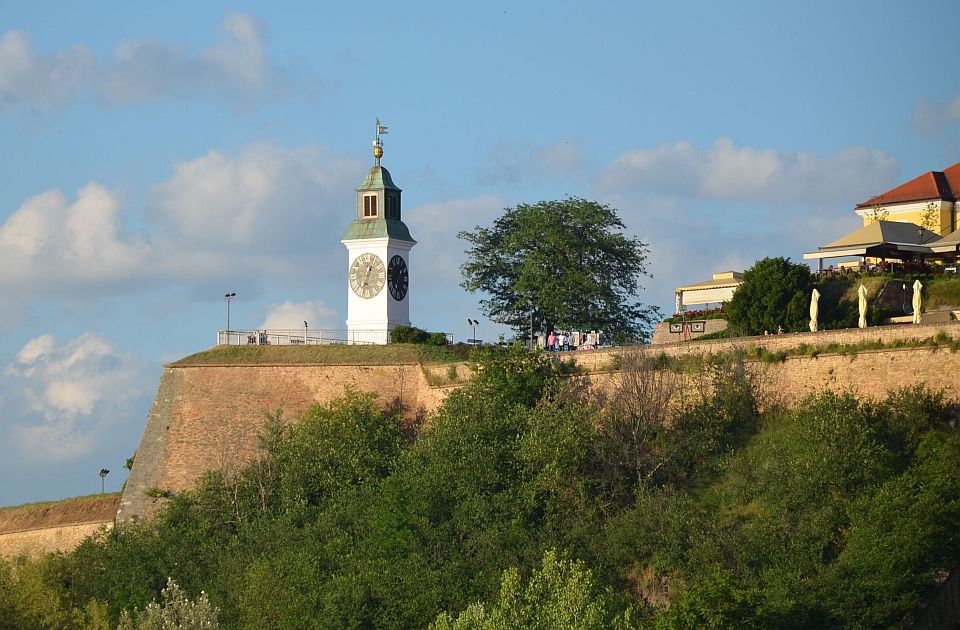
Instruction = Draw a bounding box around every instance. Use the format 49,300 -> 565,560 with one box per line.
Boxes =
725,256 -> 813,335
459,198 -> 657,343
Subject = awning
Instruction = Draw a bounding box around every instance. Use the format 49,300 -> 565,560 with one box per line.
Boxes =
803,220 -> 938,261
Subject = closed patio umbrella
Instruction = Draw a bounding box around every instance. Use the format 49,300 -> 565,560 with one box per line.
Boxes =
809,288 -> 821,332
913,279 -> 923,324
858,284 -> 867,329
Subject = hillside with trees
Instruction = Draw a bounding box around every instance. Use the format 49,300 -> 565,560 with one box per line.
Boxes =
1,346 -> 959,628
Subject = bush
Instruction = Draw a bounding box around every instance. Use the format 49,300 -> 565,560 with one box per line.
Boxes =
725,257 -> 813,335
391,325 -> 430,344
427,332 -> 449,346
391,325 -> 450,346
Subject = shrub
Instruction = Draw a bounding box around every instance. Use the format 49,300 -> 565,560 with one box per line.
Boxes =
725,257 -> 813,335
427,332 -> 449,346
391,325 -> 430,344
391,326 -> 450,346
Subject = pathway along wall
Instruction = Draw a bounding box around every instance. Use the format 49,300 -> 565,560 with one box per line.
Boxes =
120,321 -> 960,523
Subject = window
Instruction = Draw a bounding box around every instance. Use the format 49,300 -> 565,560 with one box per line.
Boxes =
386,195 -> 399,219
363,194 -> 378,218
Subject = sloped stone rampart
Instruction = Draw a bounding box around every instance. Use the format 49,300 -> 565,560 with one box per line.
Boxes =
118,362 -> 442,522
0,494 -> 118,558
0,522 -> 111,558
119,321 -> 960,524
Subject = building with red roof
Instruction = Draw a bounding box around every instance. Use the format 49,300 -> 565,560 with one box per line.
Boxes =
854,162 -> 960,237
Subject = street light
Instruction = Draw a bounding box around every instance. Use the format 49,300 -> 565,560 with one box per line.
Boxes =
527,299 -> 535,351
224,292 -> 236,332
467,319 -> 479,344
99,468 -> 110,494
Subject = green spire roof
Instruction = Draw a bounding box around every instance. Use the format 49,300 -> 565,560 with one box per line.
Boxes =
343,217 -> 415,242
356,165 -> 401,191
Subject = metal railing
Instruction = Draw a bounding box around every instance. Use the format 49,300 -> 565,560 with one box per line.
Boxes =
217,329 -> 387,346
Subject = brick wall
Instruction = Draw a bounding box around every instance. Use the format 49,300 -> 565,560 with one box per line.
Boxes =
0,522 -> 112,558
651,319 -> 728,344
118,362 -> 440,522
119,321 -> 960,523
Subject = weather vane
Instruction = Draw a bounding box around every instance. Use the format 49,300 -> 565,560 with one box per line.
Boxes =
373,117 -> 389,165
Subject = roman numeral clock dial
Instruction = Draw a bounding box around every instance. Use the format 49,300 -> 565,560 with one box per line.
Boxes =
388,255 -> 408,300
349,253 -> 386,299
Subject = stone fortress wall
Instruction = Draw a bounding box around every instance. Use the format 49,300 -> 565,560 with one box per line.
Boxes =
8,319 -> 960,555
119,320 -> 960,522
0,494 -> 119,558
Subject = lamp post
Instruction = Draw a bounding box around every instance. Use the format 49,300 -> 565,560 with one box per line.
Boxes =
467,319 -> 479,345
99,468 -> 110,494
528,300 -> 535,351
224,292 -> 236,333
304,320 -> 309,345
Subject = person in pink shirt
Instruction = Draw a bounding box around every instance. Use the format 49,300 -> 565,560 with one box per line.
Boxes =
547,330 -> 556,351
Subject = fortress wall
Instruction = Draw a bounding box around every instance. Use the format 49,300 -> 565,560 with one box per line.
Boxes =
0,522 -> 112,558
0,494 -> 119,558
570,320 -> 960,372
582,345 -> 960,407
118,322 -> 960,524
118,362 -> 439,522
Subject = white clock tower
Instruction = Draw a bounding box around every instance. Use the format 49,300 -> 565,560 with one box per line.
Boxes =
341,120 -> 416,344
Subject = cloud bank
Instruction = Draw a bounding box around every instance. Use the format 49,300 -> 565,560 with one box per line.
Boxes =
0,143 -> 364,296
1,333 -> 150,462
0,12 -> 293,111
597,138 -> 898,204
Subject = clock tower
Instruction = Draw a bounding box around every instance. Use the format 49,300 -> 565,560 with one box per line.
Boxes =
341,120 -> 416,344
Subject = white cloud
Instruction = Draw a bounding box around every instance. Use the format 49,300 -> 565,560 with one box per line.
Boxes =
0,142 -> 363,295
0,30 -> 95,109
0,12 -> 294,111
596,138 -> 899,204
0,182 -> 150,292
15,335 -> 55,366
1,333 -> 151,462
259,299 -> 339,330
148,143 -> 360,254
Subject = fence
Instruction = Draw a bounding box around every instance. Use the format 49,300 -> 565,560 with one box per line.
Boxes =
217,329 -> 386,346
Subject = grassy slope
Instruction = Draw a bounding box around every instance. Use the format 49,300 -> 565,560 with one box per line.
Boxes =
0,493 -> 121,533
170,343 -> 466,367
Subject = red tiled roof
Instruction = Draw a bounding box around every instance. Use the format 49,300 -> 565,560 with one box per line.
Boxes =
856,161 -> 960,208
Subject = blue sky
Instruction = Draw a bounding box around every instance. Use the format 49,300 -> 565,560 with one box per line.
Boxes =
1,0 -> 958,506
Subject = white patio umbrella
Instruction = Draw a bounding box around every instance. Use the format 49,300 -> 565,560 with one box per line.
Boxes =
913,279 -> 923,324
858,284 -> 867,329
809,288 -> 821,332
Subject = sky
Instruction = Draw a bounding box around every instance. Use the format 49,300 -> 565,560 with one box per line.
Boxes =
1,0 -> 958,506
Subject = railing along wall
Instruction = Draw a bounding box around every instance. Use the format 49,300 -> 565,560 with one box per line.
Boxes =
217,329 -> 386,346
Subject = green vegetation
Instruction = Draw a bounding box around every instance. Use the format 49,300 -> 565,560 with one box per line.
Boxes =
117,579 -> 219,629
726,256 -> 813,334
390,325 -> 449,346
0,493 -> 120,516
923,276 -> 960,310
459,197 -> 658,343
171,343 -> 469,366
2,347 -> 959,628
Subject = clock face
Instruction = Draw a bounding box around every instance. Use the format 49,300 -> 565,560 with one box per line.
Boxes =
388,255 -> 408,301
349,253 -> 386,299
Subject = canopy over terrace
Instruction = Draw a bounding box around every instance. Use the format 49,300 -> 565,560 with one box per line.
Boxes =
927,228 -> 960,256
675,271 -> 744,309
803,220 -> 939,268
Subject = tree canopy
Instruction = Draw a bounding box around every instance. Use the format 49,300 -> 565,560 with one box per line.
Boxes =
458,198 -> 657,343
725,256 -> 814,335
2,351 -> 959,627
